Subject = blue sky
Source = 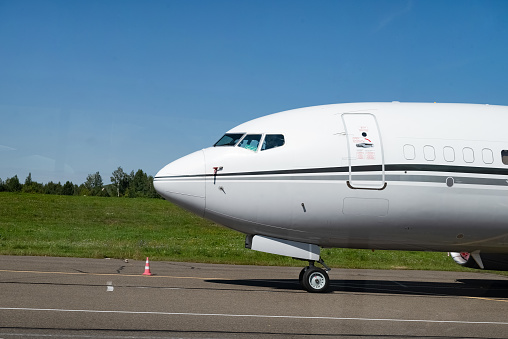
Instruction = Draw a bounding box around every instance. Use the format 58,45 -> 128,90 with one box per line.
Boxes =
1,0 -> 507,185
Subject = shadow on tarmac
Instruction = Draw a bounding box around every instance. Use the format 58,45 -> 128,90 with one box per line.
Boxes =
206,278 -> 508,298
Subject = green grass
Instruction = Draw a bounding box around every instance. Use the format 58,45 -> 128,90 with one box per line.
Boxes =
0,192 -> 482,272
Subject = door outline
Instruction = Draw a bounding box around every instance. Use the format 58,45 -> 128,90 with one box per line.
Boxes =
341,113 -> 386,190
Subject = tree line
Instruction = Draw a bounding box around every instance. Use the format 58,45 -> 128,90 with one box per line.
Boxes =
0,167 -> 160,198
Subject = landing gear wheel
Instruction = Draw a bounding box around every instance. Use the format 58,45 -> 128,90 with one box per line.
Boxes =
301,266 -> 329,293
299,266 -> 309,286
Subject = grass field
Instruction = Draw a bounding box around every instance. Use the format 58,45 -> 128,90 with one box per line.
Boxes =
0,192 -> 480,271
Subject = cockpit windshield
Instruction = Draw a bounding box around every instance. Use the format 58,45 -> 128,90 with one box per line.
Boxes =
214,133 -> 286,152
214,133 -> 245,147
261,134 -> 285,151
238,134 -> 262,151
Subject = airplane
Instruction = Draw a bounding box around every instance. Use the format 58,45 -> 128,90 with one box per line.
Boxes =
154,102 -> 508,293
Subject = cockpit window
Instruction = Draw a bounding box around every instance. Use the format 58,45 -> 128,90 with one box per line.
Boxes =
261,134 -> 285,151
502,150 -> 508,165
238,134 -> 262,151
214,133 -> 245,147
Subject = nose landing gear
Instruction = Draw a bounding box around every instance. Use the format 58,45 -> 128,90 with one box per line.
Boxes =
299,259 -> 331,293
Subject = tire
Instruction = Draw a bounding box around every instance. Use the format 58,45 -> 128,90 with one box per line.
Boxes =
299,266 -> 309,286
301,266 -> 330,293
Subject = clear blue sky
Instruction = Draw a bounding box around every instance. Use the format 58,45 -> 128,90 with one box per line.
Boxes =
1,0 -> 507,185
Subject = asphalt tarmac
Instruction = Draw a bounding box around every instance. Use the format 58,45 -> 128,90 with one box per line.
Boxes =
1,255 -> 508,338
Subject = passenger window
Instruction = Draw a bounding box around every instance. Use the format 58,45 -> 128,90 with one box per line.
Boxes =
423,145 -> 435,161
214,133 -> 245,147
261,134 -> 285,151
502,150 -> 508,165
403,144 -> 415,160
443,146 -> 455,162
238,134 -> 262,151
462,148 -> 474,163
482,148 -> 494,164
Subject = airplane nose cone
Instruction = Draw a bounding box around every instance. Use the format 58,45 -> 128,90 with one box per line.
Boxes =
154,150 -> 206,216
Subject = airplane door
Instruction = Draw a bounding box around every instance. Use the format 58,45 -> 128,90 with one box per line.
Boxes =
341,113 -> 385,190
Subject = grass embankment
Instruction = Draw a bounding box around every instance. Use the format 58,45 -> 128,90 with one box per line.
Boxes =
0,192 -> 476,271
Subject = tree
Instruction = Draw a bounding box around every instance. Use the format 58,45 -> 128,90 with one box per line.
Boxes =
22,173 -> 43,194
127,169 -> 151,198
147,175 -> 160,198
25,173 -> 33,186
5,175 -> 22,192
77,184 -> 90,196
85,172 -> 103,196
44,181 -> 63,195
62,181 -> 74,195
0,168 -> 160,198
111,167 -> 130,197
72,183 -> 80,196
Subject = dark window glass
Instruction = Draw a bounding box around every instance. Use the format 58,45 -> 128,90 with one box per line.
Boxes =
502,150 -> 508,165
261,134 -> 285,151
214,133 -> 245,147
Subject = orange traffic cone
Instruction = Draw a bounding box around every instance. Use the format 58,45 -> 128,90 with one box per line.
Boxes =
142,257 -> 152,276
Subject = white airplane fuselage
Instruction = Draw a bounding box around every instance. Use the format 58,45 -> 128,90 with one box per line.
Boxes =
154,102 -> 508,261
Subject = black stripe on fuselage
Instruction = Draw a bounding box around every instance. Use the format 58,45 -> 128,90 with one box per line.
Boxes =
386,164 -> 508,176
154,163 -> 508,180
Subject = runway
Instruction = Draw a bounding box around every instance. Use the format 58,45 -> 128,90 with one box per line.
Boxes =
1,256 -> 508,338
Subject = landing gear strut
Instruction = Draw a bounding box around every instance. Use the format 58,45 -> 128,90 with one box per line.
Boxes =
299,258 -> 330,293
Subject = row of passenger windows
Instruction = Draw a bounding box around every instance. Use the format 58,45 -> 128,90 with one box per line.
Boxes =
403,144 -> 508,165
214,133 -> 285,152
